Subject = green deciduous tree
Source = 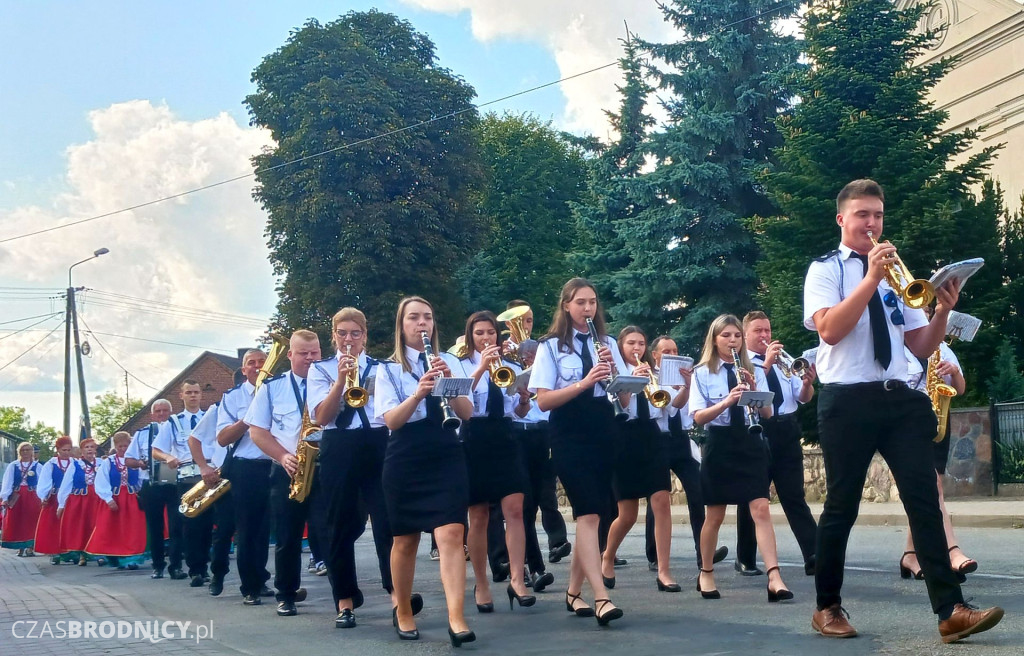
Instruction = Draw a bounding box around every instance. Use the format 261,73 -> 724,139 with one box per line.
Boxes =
89,392 -> 144,444
456,113 -> 588,318
0,406 -> 60,461
247,11 -> 487,351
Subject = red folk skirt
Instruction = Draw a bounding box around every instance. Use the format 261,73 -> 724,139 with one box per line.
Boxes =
34,496 -> 62,554
86,488 -> 146,557
59,490 -> 101,553
1,488 -> 43,549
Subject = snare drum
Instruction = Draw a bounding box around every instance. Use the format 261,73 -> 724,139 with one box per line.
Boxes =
177,462 -> 201,481
152,461 -> 179,486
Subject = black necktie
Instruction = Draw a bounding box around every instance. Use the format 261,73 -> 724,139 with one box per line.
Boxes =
854,253 -> 892,369
636,391 -> 651,421
754,354 -> 784,415
668,411 -> 683,438
190,414 -> 198,430
722,363 -> 746,427
576,333 -> 593,376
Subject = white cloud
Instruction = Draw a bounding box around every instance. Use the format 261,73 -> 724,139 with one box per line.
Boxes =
0,100 -> 275,430
401,0 -> 674,140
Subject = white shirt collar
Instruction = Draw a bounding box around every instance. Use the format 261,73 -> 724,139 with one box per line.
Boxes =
242,380 -> 255,394
404,345 -> 426,371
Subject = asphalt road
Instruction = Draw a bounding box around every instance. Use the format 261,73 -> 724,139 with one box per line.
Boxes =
21,523 -> 1024,655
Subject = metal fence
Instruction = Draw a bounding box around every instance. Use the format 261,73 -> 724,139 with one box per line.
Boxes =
991,401 -> 1024,493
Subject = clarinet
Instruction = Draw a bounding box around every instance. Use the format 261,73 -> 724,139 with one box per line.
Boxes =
420,332 -> 462,431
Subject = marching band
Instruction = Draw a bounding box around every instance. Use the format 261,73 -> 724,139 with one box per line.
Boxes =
0,179 -> 1005,645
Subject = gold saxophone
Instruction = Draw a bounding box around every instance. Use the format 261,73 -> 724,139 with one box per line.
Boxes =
180,333 -> 290,517
926,348 -> 957,443
288,408 -> 321,502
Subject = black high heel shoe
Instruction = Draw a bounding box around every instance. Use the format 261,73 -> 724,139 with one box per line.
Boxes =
448,624 -> 476,648
565,591 -> 595,617
473,585 -> 494,613
697,568 -> 720,600
899,551 -> 924,580
392,607 -> 419,641
594,598 -> 623,626
765,566 -> 794,603
656,577 -> 681,593
507,584 -> 536,610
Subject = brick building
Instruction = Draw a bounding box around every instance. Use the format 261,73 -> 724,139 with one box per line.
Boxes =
117,350 -> 244,436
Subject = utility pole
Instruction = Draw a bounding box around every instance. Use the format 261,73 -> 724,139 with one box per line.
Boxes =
124,370 -> 130,405
71,289 -> 91,441
62,288 -> 73,436
63,248 -> 109,443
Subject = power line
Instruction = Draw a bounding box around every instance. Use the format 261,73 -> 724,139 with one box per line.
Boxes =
0,319 -> 65,374
85,288 -> 269,326
0,312 -> 62,342
0,321 -> 67,391
78,315 -> 160,391
0,311 -> 62,327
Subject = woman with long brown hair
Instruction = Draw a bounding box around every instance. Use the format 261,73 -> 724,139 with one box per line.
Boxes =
374,296 -> 475,646
529,278 -> 628,626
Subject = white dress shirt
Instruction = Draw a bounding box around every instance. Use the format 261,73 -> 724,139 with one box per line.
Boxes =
35,457 -> 72,502
453,351 -> 522,418
308,353 -> 385,430
1,461 -> 39,501
190,403 -> 227,468
179,409 -> 205,432
93,456 -> 133,503
374,346 -> 462,425
152,415 -> 194,465
529,330 -> 629,397
748,349 -> 805,416
244,371 -> 307,457
689,362 -> 769,427
905,342 -> 961,394
804,243 -> 928,384
126,421 -> 180,481
217,380 -> 268,461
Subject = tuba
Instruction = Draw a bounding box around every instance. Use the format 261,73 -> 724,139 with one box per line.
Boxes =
926,348 -> 957,443
497,305 -> 531,366
256,333 -> 290,388
636,351 -> 670,408
288,409 -> 321,502
867,232 -> 935,309
731,348 -> 763,435
342,345 -> 368,408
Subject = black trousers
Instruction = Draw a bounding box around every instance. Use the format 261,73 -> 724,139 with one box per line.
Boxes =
736,413 -> 818,566
179,478 -> 214,578
210,488 -> 235,579
231,458 -> 272,597
140,481 -> 182,572
319,427 -> 392,607
269,463 -> 311,603
646,430 -> 704,564
816,383 -> 962,614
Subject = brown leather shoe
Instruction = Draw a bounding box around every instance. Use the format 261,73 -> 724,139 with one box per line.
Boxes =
812,604 -> 857,638
938,603 -> 1004,644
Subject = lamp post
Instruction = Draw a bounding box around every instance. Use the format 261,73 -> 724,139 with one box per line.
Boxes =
63,248 -> 110,440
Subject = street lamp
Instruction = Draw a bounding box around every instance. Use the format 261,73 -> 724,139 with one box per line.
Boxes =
63,247 -> 110,439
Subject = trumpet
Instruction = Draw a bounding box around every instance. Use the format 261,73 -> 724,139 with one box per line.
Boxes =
635,351 -> 670,408
585,317 -> 628,420
762,339 -> 810,379
484,342 -> 516,388
342,345 -> 369,408
420,331 -> 462,431
867,231 -> 935,309
731,348 -> 763,435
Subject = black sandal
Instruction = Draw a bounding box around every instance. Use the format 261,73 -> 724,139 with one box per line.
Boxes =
899,550 -> 924,580
765,566 -> 794,603
594,598 -> 623,626
565,591 -> 594,617
697,567 -> 720,599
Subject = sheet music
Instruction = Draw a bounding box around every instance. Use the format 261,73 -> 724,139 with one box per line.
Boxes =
605,375 -> 649,394
511,367 -> 532,395
929,258 -> 984,291
946,311 -> 982,343
432,377 -> 473,398
658,355 -> 694,386
739,391 -> 774,409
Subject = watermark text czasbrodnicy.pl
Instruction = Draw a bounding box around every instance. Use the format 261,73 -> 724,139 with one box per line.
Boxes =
11,619 -> 214,644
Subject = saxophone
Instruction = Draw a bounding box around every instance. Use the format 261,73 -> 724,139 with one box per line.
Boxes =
288,408 -> 321,502
926,348 -> 957,443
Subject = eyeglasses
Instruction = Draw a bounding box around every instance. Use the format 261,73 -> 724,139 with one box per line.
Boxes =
883,291 -> 904,326
334,330 -> 364,339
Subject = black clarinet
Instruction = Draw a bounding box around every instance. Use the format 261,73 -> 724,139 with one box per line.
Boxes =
420,332 -> 462,431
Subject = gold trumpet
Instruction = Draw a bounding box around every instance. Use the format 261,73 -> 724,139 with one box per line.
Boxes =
867,231 -> 935,309
288,409 -> 321,502
484,342 -> 516,388
635,351 -> 670,408
342,345 -> 368,408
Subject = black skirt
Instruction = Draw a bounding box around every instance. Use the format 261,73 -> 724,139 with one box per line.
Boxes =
381,418 -> 468,536
549,393 -> 616,518
613,417 -> 671,501
700,425 -> 770,505
462,416 -> 528,505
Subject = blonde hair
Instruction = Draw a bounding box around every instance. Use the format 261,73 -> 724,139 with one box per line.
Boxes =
17,441 -> 33,456
111,431 -> 132,447
290,329 -> 319,345
697,314 -> 754,374
390,296 -> 441,374
330,307 -> 368,352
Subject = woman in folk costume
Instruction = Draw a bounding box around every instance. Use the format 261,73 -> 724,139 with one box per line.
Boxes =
86,432 -> 146,568
1,442 -> 43,556
56,437 -> 103,565
34,436 -> 74,563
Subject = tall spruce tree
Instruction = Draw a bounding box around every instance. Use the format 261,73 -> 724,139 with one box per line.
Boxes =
757,0 -> 1000,354
247,12 -> 486,351
616,0 -> 802,350
571,35 -> 655,330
